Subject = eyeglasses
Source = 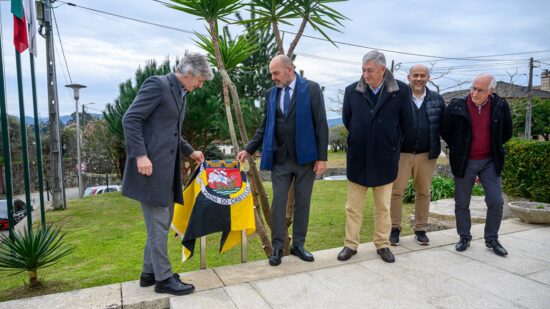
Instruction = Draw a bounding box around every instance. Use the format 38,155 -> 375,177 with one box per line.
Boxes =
470,87 -> 489,94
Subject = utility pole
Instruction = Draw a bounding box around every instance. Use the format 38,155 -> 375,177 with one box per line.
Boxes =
525,57 -> 534,139
38,0 -> 66,209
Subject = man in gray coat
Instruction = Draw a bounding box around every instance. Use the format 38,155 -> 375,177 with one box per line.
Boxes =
122,52 -> 213,295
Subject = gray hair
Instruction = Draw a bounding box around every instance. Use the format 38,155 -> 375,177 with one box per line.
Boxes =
474,73 -> 497,90
362,50 -> 386,67
176,52 -> 214,80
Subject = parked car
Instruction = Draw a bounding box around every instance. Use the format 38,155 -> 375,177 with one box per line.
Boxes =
0,199 -> 29,230
83,185 -> 121,197
323,175 -> 348,181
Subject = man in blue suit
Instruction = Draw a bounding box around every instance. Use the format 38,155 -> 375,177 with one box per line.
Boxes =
237,54 -> 329,266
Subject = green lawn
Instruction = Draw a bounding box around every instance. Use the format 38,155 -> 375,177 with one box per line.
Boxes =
0,181 -> 414,301
327,151 -> 347,168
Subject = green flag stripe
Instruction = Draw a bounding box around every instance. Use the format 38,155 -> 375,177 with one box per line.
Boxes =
11,0 -> 25,19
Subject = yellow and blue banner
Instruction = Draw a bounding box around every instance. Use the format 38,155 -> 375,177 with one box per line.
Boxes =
171,160 -> 255,261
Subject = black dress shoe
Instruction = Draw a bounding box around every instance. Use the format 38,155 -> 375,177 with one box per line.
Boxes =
140,272 -> 180,287
377,248 -> 395,263
455,237 -> 471,252
290,246 -> 314,262
154,275 -> 195,296
485,240 -> 508,256
269,249 -> 283,266
337,246 -> 357,261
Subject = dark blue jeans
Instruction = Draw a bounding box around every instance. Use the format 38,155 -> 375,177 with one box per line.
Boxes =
454,159 -> 504,242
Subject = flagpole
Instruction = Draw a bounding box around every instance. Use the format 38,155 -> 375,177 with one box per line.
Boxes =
0,4 -> 16,240
30,55 -> 45,227
15,50 -> 33,234
27,0 -> 46,227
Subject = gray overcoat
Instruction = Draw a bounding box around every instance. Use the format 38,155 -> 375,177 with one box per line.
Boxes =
121,73 -> 194,206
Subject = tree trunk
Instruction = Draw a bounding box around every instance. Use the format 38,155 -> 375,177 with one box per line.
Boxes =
286,17 -> 309,57
28,270 -> 38,288
249,171 -> 272,255
272,20 -> 285,55
222,70 -> 272,229
208,18 -> 272,257
248,168 -> 271,228
255,205 -> 273,256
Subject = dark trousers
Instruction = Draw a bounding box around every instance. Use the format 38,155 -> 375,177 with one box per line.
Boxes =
454,159 -> 504,242
271,160 -> 316,250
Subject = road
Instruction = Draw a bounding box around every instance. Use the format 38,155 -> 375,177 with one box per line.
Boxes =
1,187 -> 79,237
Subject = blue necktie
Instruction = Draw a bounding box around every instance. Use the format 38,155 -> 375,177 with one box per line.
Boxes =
283,86 -> 291,115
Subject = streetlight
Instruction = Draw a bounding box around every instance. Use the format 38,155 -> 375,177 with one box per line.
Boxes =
65,83 -> 86,198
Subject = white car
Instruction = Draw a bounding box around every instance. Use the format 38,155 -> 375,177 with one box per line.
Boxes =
323,175 -> 348,181
83,185 -> 121,197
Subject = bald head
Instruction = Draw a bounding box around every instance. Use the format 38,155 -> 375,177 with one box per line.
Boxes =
409,64 -> 429,75
408,64 -> 430,95
269,54 -> 295,88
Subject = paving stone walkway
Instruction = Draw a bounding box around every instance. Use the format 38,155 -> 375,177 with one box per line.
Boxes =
1,219 -> 549,309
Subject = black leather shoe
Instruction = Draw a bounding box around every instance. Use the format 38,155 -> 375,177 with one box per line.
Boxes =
485,240 -> 508,256
140,272 -> 180,287
337,246 -> 357,261
269,249 -> 283,266
376,248 -> 395,263
290,246 -> 314,262
154,275 -> 194,296
455,237 -> 470,252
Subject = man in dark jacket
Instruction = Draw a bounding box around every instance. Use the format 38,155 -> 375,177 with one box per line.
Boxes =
441,73 -> 513,256
390,64 -> 445,246
122,52 -> 213,295
237,54 -> 328,266
337,50 -> 413,263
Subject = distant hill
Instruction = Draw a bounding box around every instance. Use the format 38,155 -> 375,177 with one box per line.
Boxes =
23,113 -> 102,125
327,118 -> 343,128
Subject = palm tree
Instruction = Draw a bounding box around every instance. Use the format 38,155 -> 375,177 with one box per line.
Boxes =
247,0 -> 348,56
0,224 -> 73,288
248,0 -> 348,253
165,0 -> 273,255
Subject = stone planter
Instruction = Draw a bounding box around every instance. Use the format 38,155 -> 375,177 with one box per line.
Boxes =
508,201 -> 550,224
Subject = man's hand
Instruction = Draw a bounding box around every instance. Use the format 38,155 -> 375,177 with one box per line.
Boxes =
136,155 -> 153,176
236,150 -> 250,162
313,160 -> 327,176
189,151 -> 205,164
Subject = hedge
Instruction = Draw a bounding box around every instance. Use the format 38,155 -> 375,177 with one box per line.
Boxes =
403,175 -> 484,203
502,139 -> 550,203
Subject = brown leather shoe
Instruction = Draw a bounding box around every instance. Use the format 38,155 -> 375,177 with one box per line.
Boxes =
337,246 -> 357,261
376,247 -> 395,263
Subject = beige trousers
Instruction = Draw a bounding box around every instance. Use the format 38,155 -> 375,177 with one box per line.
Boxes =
390,152 -> 437,231
344,180 -> 393,250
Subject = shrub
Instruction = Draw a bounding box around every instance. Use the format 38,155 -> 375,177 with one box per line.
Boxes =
0,224 -> 73,288
403,175 -> 485,203
502,139 -> 550,203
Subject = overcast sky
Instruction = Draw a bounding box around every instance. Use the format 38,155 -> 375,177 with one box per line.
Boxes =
1,0 -> 549,119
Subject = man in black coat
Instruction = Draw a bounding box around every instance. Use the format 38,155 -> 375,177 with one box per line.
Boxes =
390,64 -> 445,246
237,55 -> 328,266
122,52 -> 213,295
441,73 -> 513,257
337,50 -> 413,263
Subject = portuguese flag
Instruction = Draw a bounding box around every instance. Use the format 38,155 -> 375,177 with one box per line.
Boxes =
171,160 -> 256,262
12,0 -> 29,53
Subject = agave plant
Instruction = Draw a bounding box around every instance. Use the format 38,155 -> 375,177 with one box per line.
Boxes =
0,224 -> 73,288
